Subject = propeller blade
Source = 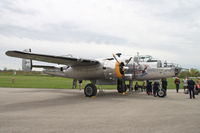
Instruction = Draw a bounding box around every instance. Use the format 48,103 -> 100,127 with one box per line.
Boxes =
125,57 -> 132,65
112,54 -> 120,64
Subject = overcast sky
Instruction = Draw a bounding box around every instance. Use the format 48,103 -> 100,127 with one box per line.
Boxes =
0,0 -> 200,70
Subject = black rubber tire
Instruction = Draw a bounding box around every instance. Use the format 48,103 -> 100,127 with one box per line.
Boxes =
84,84 -> 97,97
157,89 -> 166,98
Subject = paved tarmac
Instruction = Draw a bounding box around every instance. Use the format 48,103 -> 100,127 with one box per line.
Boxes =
0,88 -> 200,133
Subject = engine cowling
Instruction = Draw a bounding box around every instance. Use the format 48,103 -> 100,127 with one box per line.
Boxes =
115,62 -> 124,78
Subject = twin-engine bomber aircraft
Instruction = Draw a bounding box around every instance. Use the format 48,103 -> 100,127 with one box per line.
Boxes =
6,49 -> 181,97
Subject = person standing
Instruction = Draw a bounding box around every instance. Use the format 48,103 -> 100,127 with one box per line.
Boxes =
187,78 -> 196,99
197,78 -> 200,94
153,81 -> 160,97
174,77 -> 180,93
134,82 -> 139,92
72,79 -> 77,89
161,78 -> 168,95
146,80 -> 152,95
183,78 -> 188,92
78,80 -> 83,90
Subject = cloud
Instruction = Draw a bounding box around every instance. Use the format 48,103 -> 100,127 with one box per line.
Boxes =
0,24 -> 128,44
0,0 -> 34,14
0,0 -> 200,69
0,35 -> 181,69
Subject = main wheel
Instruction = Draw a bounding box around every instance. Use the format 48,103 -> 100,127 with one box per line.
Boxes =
84,84 -> 97,97
157,89 -> 166,98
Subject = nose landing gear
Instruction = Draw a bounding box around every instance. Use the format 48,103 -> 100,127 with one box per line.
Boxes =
157,89 -> 166,98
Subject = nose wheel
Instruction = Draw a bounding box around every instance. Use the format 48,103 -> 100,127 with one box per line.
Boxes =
84,83 -> 97,97
157,89 -> 166,98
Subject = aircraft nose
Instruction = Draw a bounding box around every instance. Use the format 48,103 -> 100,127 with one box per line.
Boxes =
175,67 -> 182,76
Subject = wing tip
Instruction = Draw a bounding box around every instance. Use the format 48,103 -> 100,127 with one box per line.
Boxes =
5,50 -> 19,57
5,51 -> 11,56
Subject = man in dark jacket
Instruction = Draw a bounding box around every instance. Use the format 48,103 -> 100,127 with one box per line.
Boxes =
187,78 -> 196,99
146,80 -> 152,95
174,77 -> 180,93
161,78 -> 168,96
153,81 -> 160,97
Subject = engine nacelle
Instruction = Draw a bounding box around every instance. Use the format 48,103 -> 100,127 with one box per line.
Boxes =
103,60 -> 135,80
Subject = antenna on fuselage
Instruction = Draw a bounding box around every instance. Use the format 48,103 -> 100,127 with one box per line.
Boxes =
136,52 -> 140,64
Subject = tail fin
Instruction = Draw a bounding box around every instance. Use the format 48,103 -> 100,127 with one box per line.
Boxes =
22,49 -> 32,71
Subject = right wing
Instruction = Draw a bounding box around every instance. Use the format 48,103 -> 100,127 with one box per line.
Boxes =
6,51 -> 100,67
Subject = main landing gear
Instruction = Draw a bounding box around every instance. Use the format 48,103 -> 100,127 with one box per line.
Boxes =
84,78 -> 128,97
117,78 -> 127,93
84,83 -> 97,97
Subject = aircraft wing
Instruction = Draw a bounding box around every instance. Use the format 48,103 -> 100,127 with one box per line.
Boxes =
6,51 -> 100,67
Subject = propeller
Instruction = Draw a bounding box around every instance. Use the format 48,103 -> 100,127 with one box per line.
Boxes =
112,54 -> 133,76
112,53 -> 148,79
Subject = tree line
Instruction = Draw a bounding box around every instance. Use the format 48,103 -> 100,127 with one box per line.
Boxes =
179,68 -> 200,78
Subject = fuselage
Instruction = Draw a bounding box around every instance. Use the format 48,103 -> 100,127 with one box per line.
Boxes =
44,56 -> 176,83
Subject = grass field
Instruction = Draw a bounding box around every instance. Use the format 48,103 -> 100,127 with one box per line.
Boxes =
0,71 -> 184,89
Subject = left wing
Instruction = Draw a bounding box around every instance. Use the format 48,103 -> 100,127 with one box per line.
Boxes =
6,50 -> 100,67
